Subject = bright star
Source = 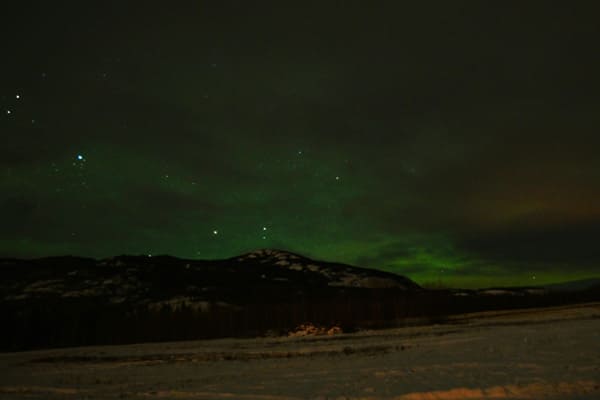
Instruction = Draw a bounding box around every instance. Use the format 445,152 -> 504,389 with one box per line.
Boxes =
77,155 -> 84,161
15,94 -> 20,99
213,230 -> 218,235
262,226 -> 267,231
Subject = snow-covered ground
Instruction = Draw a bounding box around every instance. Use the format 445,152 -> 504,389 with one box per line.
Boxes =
1,303 -> 599,399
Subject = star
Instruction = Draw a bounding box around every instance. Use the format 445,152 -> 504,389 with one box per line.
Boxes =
213,230 -> 218,235
335,176 -> 340,181
15,94 -> 20,99
6,110 -> 11,115
77,154 -> 84,161
262,226 -> 267,231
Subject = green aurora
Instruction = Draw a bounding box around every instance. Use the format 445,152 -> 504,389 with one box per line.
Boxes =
2,3 -> 600,288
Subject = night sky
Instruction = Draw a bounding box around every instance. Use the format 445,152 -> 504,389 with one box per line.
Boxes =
2,2 -> 599,287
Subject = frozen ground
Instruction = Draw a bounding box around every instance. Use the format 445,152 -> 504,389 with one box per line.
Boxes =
1,303 -> 599,399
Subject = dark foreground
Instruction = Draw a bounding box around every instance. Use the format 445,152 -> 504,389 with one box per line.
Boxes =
3,252 -> 599,352
1,302 -> 599,399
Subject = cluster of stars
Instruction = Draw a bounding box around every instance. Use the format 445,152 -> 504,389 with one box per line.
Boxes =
291,148 -> 343,182
47,153 -> 90,195
158,172 -> 203,188
73,154 -> 87,169
4,93 -> 21,116
211,226 -> 270,241
4,92 -> 36,124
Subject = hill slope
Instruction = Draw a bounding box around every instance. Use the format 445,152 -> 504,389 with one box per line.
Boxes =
1,249 -> 420,309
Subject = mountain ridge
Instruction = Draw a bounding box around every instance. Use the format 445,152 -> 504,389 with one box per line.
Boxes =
0,249 -> 421,307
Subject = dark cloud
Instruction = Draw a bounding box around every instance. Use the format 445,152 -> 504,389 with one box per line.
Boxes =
0,196 -> 39,237
457,221 -> 600,268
